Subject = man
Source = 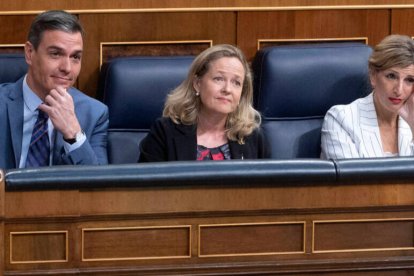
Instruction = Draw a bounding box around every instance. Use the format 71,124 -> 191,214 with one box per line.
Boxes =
0,10 -> 108,169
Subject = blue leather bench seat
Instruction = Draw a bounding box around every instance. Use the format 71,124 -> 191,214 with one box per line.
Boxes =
252,43 -> 372,159
335,157 -> 414,183
98,56 -> 194,164
0,53 -> 27,83
5,160 -> 336,190
0,44 -> 374,163
6,157 -> 414,190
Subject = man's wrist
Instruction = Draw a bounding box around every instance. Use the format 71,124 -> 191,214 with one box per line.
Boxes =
63,130 -> 85,145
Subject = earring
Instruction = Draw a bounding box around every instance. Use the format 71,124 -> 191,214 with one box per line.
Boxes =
195,91 -> 200,96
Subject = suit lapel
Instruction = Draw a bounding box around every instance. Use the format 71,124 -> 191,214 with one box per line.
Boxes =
173,123 -> 244,160
358,94 -> 383,157
173,123 -> 197,160
397,117 -> 413,156
7,82 -> 24,166
229,141 -> 243,159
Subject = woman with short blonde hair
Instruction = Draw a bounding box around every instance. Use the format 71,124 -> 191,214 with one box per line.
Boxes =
321,34 -> 414,159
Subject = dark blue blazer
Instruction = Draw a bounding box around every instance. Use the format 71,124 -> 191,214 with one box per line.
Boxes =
0,77 -> 109,170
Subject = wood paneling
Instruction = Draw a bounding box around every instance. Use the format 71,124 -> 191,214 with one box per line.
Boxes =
1,0 -> 414,12
391,9 -> 414,35
0,15 -> 34,45
100,41 -> 211,66
0,45 -> 24,54
4,222 -> 77,272
0,7 -> 410,97
313,219 -> 414,252
5,190 -> 79,218
82,226 -> 191,261
237,9 -> 389,60
199,222 -> 305,256
3,182 -> 414,274
258,37 -> 368,50
79,12 -> 236,96
75,183 -> 414,216
10,231 -> 67,263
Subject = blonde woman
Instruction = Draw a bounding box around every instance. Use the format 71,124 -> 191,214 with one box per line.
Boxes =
321,34 -> 414,159
139,44 -> 270,162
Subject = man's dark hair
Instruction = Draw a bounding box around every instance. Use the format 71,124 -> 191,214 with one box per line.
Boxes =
28,10 -> 85,49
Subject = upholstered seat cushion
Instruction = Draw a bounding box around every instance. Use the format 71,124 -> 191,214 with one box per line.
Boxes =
0,53 -> 27,84
252,43 -> 372,158
98,56 -> 194,163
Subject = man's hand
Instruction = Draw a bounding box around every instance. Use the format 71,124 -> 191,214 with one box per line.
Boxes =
38,87 -> 81,139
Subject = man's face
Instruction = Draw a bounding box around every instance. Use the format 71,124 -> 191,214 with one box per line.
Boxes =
25,30 -> 83,100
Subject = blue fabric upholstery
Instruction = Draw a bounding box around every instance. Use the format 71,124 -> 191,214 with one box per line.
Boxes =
252,43 -> 372,158
0,53 -> 27,83
98,56 -> 194,164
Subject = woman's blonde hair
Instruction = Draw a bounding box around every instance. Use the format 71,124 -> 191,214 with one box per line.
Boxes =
163,44 -> 261,144
369,34 -> 414,74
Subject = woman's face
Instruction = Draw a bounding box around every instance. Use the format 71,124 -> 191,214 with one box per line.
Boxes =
193,56 -> 245,119
371,65 -> 414,115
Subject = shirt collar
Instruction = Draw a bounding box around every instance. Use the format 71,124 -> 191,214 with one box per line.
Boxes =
23,75 -> 43,112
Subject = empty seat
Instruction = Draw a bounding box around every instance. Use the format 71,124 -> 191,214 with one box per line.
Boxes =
252,43 -> 372,158
98,56 -> 194,164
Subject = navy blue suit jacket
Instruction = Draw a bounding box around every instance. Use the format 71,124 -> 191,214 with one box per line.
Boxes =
0,77 -> 109,170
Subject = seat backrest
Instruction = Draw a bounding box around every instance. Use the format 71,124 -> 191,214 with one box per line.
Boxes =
98,56 -> 194,164
252,43 -> 372,159
0,53 -> 27,83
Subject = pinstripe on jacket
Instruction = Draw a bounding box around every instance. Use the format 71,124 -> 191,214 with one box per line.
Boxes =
321,93 -> 414,159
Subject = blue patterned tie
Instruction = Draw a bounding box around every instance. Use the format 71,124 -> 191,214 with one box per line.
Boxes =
26,109 -> 50,168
